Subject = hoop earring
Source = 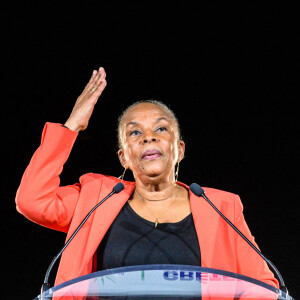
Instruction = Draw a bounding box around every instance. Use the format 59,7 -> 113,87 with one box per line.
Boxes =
175,161 -> 180,182
118,167 -> 127,183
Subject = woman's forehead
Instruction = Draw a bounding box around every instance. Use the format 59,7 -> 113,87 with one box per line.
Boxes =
122,103 -> 173,124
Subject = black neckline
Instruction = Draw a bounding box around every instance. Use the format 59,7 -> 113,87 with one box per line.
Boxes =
125,201 -> 192,228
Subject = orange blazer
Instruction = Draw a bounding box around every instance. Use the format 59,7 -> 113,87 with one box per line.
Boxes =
15,122 -> 278,290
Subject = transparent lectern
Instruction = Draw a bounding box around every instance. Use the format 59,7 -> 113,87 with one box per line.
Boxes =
34,264 -> 294,299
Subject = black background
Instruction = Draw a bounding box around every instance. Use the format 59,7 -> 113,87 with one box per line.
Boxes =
4,2 -> 299,299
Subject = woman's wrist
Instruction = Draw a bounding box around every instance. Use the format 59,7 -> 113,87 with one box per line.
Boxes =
64,120 -> 82,132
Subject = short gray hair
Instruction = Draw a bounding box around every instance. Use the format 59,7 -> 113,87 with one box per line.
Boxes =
117,100 -> 182,149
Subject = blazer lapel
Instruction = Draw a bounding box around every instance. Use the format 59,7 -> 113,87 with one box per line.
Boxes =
176,182 -> 221,268
81,179 -> 136,266
189,187 -> 221,268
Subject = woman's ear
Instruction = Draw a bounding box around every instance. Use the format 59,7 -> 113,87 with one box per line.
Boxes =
118,149 -> 127,168
178,140 -> 185,162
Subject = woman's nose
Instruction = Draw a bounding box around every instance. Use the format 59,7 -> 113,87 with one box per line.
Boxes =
143,137 -> 156,143
142,131 -> 157,143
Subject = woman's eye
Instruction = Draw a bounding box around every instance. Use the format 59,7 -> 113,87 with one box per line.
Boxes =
130,130 -> 141,136
157,127 -> 167,132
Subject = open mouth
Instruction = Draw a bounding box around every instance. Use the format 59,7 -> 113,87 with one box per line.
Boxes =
142,150 -> 162,160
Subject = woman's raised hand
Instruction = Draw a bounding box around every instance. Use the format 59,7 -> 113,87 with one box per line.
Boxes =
64,67 -> 107,132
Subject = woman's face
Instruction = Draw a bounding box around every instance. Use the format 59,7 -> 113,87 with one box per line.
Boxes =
118,103 -> 185,181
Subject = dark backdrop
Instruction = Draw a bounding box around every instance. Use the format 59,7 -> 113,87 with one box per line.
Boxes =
5,2 -> 299,299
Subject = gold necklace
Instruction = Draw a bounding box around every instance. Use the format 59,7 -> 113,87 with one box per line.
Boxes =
134,188 -> 180,228
135,192 -> 160,228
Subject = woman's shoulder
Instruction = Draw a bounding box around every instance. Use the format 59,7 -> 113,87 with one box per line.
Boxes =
179,181 -> 241,204
203,186 -> 238,197
202,186 -> 241,205
200,187 -> 244,217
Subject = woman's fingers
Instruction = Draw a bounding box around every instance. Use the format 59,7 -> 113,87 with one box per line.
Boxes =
85,70 -> 98,90
64,67 -> 107,132
88,69 -> 107,98
84,67 -> 104,92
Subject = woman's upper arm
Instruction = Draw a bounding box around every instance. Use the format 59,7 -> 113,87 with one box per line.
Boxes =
16,184 -> 81,232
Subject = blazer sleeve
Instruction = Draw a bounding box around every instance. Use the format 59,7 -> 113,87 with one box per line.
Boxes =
234,194 -> 279,288
15,122 -> 80,233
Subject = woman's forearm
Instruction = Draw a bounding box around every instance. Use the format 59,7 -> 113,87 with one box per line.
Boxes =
15,122 -> 80,232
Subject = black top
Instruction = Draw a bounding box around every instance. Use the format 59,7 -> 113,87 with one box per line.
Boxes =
97,201 -> 201,270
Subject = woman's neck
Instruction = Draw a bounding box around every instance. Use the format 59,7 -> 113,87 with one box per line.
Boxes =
133,175 -> 180,202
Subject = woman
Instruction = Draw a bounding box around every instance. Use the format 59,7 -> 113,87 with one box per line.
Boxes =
16,67 -> 278,289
